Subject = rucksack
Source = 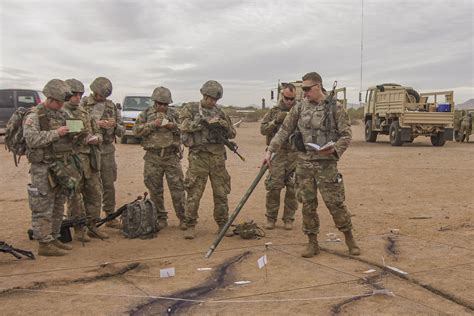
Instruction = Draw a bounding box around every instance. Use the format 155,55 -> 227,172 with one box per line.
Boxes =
121,196 -> 159,239
4,107 -> 31,166
233,221 -> 265,239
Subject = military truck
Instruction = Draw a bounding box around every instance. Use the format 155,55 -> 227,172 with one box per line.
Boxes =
271,80 -> 347,108
362,84 -> 454,146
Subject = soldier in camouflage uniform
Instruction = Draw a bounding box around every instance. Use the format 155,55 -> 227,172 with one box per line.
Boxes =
260,83 -> 298,230
133,87 -> 186,230
81,77 -> 125,228
23,79 -> 80,256
64,79 -> 108,241
459,113 -> 472,143
264,72 -> 361,257
180,80 -> 236,239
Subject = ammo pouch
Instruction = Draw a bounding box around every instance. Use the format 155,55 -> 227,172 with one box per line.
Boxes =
289,128 -> 306,152
181,132 -> 194,147
90,145 -> 101,172
49,155 -> 82,195
233,221 -> 265,239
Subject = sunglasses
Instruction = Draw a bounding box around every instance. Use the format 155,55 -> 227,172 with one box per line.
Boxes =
155,101 -> 169,106
283,96 -> 295,101
301,84 -> 319,92
72,92 -> 83,97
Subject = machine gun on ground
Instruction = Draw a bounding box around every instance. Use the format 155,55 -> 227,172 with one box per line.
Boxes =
0,241 -> 35,260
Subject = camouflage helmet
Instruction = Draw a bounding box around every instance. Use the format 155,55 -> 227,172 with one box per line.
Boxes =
200,80 -> 223,99
43,79 -> 72,102
90,77 -> 113,97
151,86 -> 173,104
65,78 -> 85,93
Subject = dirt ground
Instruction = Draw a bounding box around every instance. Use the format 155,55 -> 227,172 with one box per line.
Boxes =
0,122 -> 473,315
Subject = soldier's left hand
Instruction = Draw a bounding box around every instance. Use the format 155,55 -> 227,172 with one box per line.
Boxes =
318,147 -> 335,156
86,135 -> 99,145
107,118 -> 117,128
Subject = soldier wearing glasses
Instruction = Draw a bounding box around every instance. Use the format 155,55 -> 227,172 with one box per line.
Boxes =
260,83 -> 298,231
133,87 -> 186,230
264,72 -> 360,258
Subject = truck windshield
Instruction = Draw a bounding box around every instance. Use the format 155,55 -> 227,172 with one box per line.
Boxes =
123,97 -> 152,111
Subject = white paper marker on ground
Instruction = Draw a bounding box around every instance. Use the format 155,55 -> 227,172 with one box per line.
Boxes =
257,255 -> 268,269
160,267 -> 176,278
234,281 -> 251,285
197,268 -> 212,271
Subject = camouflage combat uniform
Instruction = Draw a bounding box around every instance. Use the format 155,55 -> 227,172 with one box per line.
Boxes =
82,95 -> 124,216
180,101 -> 236,228
268,96 -> 353,236
459,114 -> 472,142
260,103 -> 298,224
64,102 -> 103,221
134,105 -> 185,223
24,104 -> 82,243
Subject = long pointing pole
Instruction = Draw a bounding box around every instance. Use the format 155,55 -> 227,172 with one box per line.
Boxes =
205,161 -> 270,258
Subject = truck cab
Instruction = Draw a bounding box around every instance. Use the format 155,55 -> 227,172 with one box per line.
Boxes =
120,95 -> 152,144
362,84 -> 454,146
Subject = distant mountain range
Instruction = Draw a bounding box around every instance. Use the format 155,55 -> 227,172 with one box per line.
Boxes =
456,98 -> 474,110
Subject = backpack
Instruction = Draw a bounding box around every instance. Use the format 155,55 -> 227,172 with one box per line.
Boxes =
121,196 -> 159,239
4,107 -> 31,166
233,221 -> 265,239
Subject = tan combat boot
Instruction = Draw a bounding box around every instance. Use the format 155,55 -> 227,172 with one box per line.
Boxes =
301,234 -> 320,258
217,225 -> 234,237
105,218 -> 122,229
265,219 -> 276,230
38,242 -> 67,257
87,227 -> 110,239
343,230 -> 361,256
157,219 -> 168,230
184,226 -> 195,239
179,220 -> 187,231
52,239 -> 73,251
74,227 -> 91,243
283,221 -> 293,230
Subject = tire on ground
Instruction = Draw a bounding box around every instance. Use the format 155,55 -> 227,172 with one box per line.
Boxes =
389,121 -> 403,146
365,120 -> 377,142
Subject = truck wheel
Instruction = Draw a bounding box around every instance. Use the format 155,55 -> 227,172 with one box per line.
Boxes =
406,89 -> 420,103
365,120 -> 377,142
389,121 -> 403,146
120,136 -> 128,144
431,132 -> 446,146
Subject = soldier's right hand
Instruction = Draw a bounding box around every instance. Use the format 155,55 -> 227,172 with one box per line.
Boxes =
57,126 -> 70,136
262,150 -> 273,168
154,118 -> 162,127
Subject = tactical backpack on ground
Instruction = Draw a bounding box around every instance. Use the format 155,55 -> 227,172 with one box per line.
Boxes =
121,196 -> 159,239
233,221 -> 265,239
4,107 -> 31,166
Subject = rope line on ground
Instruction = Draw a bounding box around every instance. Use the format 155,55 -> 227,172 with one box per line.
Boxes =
0,287 -> 387,303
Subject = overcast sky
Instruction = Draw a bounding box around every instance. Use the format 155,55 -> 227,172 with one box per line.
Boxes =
0,0 -> 472,107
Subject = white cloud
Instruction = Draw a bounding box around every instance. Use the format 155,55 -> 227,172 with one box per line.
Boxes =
0,0 -> 472,106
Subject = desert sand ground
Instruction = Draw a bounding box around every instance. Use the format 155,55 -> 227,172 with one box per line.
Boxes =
0,122 -> 472,315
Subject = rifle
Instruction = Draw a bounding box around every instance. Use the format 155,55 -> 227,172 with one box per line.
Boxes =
205,156 -> 273,258
200,119 -> 246,161
0,241 -> 35,260
96,195 -> 142,228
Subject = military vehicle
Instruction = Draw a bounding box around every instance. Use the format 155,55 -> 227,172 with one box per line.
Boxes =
271,80 -> 347,108
362,84 -> 454,146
